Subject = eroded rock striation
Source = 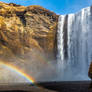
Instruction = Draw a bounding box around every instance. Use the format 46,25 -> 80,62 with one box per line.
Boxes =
0,2 -> 59,82
0,2 -> 58,61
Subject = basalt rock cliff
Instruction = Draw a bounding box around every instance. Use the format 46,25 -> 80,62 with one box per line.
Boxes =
0,2 -> 58,62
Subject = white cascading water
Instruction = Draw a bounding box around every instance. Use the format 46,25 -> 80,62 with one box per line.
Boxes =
57,7 -> 92,81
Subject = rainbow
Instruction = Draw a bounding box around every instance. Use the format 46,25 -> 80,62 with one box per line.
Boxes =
0,62 -> 35,83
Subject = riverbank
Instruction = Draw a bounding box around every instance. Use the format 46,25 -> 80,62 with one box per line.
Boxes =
0,81 -> 92,92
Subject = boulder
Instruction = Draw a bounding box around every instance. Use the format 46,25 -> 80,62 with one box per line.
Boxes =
88,62 -> 92,79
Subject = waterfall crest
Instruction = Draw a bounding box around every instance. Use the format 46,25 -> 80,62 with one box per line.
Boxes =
57,7 -> 92,81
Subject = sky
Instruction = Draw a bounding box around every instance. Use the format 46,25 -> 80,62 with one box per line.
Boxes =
0,0 -> 92,14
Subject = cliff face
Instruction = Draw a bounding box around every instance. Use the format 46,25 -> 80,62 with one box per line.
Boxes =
0,2 -> 58,61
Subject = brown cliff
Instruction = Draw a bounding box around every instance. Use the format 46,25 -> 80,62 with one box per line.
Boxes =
0,2 -> 58,61
0,2 -> 59,82
88,62 -> 92,79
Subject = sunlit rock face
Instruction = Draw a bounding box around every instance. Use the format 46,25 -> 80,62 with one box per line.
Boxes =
57,7 -> 92,81
0,2 -> 58,60
0,2 -> 58,83
88,62 -> 92,79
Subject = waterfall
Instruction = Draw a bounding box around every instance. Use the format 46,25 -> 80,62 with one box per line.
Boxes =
57,7 -> 92,81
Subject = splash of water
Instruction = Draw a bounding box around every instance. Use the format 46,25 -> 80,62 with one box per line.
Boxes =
57,7 -> 92,81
